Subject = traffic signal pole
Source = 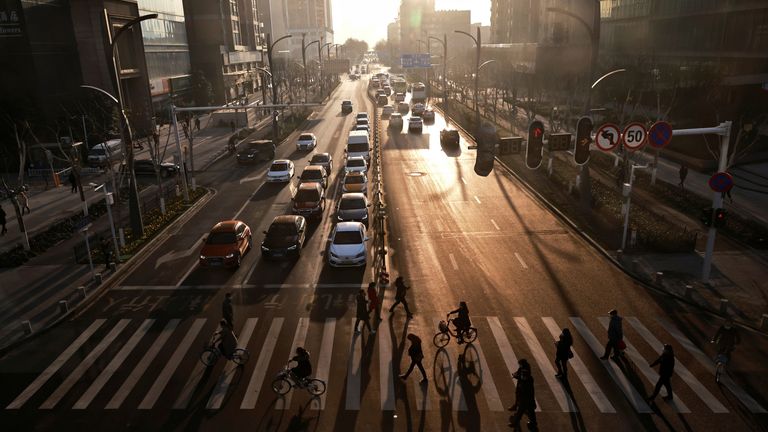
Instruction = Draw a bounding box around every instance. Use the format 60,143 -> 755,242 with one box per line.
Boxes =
671,121 -> 732,283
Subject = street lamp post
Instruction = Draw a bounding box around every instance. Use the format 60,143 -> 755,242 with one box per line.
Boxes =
428,34 -> 448,104
266,33 -> 293,142
455,27 -> 482,132
302,34 -> 320,103
105,12 -> 157,238
320,42 -> 333,97
91,182 -> 120,263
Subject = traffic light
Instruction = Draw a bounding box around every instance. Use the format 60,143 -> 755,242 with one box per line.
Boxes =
700,207 -> 713,227
526,120 -> 544,169
474,122 -> 498,176
574,116 -> 593,165
714,208 -> 728,228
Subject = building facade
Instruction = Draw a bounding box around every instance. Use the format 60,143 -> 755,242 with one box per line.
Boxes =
283,0 -> 334,59
399,0 -> 435,55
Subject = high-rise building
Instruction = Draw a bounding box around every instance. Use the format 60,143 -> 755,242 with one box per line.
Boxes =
399,0 -> 435,55
282,0 -> 334,59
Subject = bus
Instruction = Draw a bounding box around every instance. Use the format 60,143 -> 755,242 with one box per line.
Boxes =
391,78 -> 407,93
411,82 -> 427,103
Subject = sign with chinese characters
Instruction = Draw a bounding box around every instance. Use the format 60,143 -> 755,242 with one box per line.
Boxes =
400,53 -> 431,68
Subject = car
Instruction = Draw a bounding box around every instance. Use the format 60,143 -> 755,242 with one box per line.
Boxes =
397,102 -> 409,114
261,215 -> 307,259
133,159 -> 178,178
199,220 -> 252,268
309,152 -> 333,174
394,92 -> 405,103
341,100 -> 353,114
349,73 -> 359,80
327,221 -> 369,267
292,182 -> 326,218
382,85 -> 392,96
342,171 -> 368,194
337,192 -> 370,227
355,118 -> 370,129
389,113 -> 404,130
356,112 -> 369,122
354,125 -> 370,135
377,95 -> 388,106
266,159 -> 294,182
422,109 -> 435,122
412,103 -> 425,117
344,156 -> 368,174
298,165 -> 328,188
440,129 -> 460,150
296,133 -> 317,151
408,116 -> 423,133
382,105 -> 394,117
237,140 -> 276,164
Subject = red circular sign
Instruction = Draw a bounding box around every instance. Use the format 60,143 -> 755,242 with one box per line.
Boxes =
621,122 -> 648,151
595,123 -> 621,151
708,172 -> 734,193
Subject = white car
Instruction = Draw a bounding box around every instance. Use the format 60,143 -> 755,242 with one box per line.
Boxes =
266,159 -> 294,182
382,105 -> 394,117
296,133 -> 317,151
408,116 -> 423,134
344,156 -> 368,174
389,113 -> 403,130
328,222 -> 368,267
356,112 -> 369,122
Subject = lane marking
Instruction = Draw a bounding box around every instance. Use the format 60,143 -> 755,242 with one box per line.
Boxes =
432,319 -> 466,411
106,319 -> 180,409
140,318 -> 206,409
313,318 -> 336,410
487,317 -> 541,411
156,235 -> 206,269
346,318 -> 363,410
74,319 -> 155,409
461,177 -> 468,184
473,195 -> 481,204
490,219 -> 500,231
6,320 -> 106,409
277,317 -> 309,410
471,339 -> 505,411
514,317 -> 577,412
541,317 -> 615,413
448,253 -> 459,271
206,318 -> 259,409
378,313 -> 395,410
174,261 -> 199,288
514,253 -> 528,269
41,319 -> 131,409
570,317 -> 652,413
627,317 -> 727,413
240,318 -> 284,409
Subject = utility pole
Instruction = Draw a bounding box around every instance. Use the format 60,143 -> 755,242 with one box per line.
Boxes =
265,33 -> 293,142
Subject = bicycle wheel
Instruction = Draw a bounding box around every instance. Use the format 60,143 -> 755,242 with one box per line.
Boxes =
200,348 -> 218,366
233,348 -> 250,365
272,377 -> 292,395
433,332 -> 450,348
465,327 -> 478,343
307,379 -> 326,396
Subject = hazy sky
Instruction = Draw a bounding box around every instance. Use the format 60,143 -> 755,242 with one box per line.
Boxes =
331,0 -> 491,47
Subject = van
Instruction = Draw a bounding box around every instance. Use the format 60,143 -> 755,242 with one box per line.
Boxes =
346,131 -> 370,161
87,139 -> 123,167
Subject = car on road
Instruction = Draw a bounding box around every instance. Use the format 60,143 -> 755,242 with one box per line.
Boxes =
377,94 -> 388,106
199,220 -> 252,268
133,159 -> 178,178
298,165 -> 328,188
382,85 -> 392,96
344,156 -> 368,174
397,102 -> 409,114
354,125 -> 370,135
341,100 -> 353,114
412,103 -> 425,117
394,92 -> 405,103
408,116 -> 423,134
296,133 -> 317,151
382,105 -> 394,117
328,221 -> 369,267
349,73 -> 359,80
237,140 -> 276,164
355,118 -> 369,129
261,215 -> 307,259
292,182 -> 326,219
309,152 -> 333,174
337,192 -> 370,227
342,171 -> 368,194
422,109 -> 435,123
440,129 -> 460,150
389,113 -> 404,130
266,159 -> 294,182
356,112 -> 369,122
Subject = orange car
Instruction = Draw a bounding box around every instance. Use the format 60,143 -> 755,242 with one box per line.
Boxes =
199,220 -> 252,268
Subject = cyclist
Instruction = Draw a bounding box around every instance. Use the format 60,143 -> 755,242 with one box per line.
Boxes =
290,347 -> 313,386
213,319 -> 237,360
447,301 -> 471,344
711,319 -> 740,356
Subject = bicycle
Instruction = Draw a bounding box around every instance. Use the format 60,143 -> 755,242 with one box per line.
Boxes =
271,365 -> 326,396
433,318 -> 478,348
711,340 -> 732,384
200,335 -> 250,366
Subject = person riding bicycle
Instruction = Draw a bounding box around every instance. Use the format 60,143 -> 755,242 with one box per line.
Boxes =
447,301 -> 471,344
213,319 -> 237,360
290,347 -> 313,386
711,319 -> 740,356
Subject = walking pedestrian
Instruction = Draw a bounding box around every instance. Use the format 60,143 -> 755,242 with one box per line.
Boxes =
554,328 -> 573,379
222,292 -> 234,328
354,289 -> 373,334
367,282 -> 379,318
0,204 -> 7,235
194,116 -> 201,131
679,164 -> 688,191
101,237 -> 113,267
389,276 -> 413,319
68,171 -> 77,193
600,309 -> 624,360
400,333 -> 427,383
647,344 -> 676,402
19,190 -> 30,214
230,120 -> 236,133
508,359 -> 537,431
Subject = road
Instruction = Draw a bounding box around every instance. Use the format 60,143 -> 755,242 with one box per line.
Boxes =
0,75 -> 766,432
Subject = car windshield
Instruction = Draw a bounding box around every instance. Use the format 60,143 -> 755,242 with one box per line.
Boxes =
299,134 -> 313,140
345,176 -> 364,184
340,198 -> 366,209
333,230 -> 363,245
310,155 -> 328,163
90,149 -> 106,156
342,101 -> 352,106
347,159 -> 365,168
270,163 -> 288,171
267,223 -> 295,237
295,189 -> 320,202
348,143 -> 368,153
301,170 -> 322,180
207,232 -> 236,244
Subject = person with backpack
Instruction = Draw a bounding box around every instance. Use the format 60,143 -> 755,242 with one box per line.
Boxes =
400,333 -> 427,383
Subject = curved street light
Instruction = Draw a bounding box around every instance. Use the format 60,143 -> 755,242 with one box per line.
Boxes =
265,33 -> 292,141
302,35 -> 320,103
455,28 -> 483,131
428,35 -> 448,102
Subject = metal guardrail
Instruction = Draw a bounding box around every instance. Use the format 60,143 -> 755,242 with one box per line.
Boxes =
367,88 -> 390,291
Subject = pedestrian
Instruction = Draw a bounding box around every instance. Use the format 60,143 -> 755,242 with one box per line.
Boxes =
647,344 -> 676,402
678,164 -> 688,191
600,309 -> 624,360
194,116 -> 201,131
230,120 -> 236,133
153,129 -> 160,148
367,282 -> 379,318
354,289 -> 374,334
400,333 -> 427,383
389,276 -> 413,319
68,170 -> 77,193
554,328 -> 573,379
222,292 -> 234,328
722,189 -> 734,204
19,190 -> 30,214
0,204 -> 7,235
101,237 -> 113,267
508,359 -> 537,431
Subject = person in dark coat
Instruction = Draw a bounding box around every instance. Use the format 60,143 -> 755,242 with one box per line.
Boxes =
400,333 -> 427,383
679,164 -> 688,191
448,301 -> 471,343
367,282 -> 379,317
194,116 -> 201,131
389,276 -> 413,319
222,292 -> 234,328
554,328 -> 573,379
0,205 -> 7,235
508,358 -> 537,430
600,309 -> 623,360
354,289 -> 373,334
68,171 -> 77,193
648,344 -> 675,402
290,347 -> 312,383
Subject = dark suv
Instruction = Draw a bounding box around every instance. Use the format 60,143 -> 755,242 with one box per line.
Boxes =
341,100 -> 353,114
292,182 -> 326,219
237,140 -> 276,163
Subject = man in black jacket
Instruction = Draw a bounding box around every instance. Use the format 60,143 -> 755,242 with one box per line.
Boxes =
648,344 -> 675,402
508,359 -> 537,430
389,276 -> 413,319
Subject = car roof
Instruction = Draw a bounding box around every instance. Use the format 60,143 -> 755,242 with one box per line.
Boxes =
211,220 -> 241,232
299,133 -> 315,138
311,152 -> 330,159
335,221 -> 365,232
342,100 -> 352,103
272,159 -> 291,164
297,181 -> 322,191
346,171 -> 365,178
341,192 -> 366,200
272,215 -> 301,225
347,156 -> 366,161
303,165 -> 324,172
410,116 -> 422,120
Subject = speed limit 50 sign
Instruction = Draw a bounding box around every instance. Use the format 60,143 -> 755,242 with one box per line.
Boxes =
621,122 -> 647,151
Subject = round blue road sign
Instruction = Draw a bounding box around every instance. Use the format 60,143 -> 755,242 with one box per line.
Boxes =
708,172 -> 734,193
648,121 -> 673,149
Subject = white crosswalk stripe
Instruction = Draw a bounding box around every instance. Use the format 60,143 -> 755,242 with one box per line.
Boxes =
378,314 -> 396,410
313,318 -> 336,410
240,318 -> 283,409
469,339 -> 504,411
487,317 -> 542,412
346,319 -> 364,410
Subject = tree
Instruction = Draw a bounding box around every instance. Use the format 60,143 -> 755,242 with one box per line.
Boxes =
342,38 -> 368,64
192,70 -> 214,107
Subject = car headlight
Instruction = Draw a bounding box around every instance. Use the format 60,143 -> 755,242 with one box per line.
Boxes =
225,252 -> 235,258
361,214 -> 368,220
200,255 -> 206,260
287,245 -> 297,250
261,245 -> 269,251
337,215 -> 344,221
330,251 -> 340,258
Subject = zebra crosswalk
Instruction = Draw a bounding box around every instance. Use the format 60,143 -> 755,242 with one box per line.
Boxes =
5,314 -> 766,415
